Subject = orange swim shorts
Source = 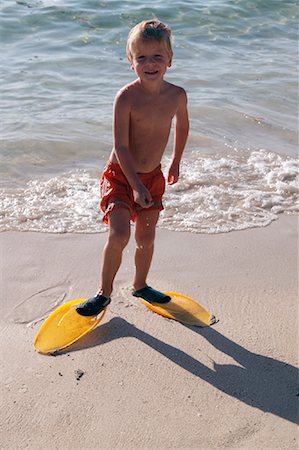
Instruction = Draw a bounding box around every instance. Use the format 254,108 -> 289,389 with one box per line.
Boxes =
100,162 -> 166,224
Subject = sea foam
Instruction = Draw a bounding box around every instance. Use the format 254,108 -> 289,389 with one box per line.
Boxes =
1,149 -> 297,234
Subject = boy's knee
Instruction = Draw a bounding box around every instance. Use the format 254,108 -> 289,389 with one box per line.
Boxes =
108,229 -> 130,250
135,232 -> 155,250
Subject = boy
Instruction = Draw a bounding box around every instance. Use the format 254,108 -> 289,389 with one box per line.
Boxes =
77,19 -> 189,316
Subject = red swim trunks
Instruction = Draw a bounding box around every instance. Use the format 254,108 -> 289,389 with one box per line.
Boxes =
100,162 -> 166,224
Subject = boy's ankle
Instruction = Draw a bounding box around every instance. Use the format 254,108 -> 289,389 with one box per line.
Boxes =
98,289 -> 112,299
133,283 -> 147,291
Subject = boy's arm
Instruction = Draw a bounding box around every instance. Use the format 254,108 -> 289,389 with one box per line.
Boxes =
168,89 -> 189,185
113,90 -> 153,208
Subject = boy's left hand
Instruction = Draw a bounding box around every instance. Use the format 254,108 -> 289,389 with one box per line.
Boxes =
167,163 -> 179,185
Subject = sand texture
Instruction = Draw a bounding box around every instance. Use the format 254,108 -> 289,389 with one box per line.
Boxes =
1,215 -> 298,449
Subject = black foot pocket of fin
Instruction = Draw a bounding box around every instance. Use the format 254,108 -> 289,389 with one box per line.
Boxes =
76,294 -> 111,316
132,287 -> 171,304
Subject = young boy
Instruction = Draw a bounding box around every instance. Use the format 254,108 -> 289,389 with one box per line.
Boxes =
77,19 -> 189,316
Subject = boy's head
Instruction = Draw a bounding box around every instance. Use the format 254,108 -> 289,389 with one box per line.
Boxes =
126,19 -> 173,64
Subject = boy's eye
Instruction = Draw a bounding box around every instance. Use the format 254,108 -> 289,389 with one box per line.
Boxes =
135,54 -> 165,63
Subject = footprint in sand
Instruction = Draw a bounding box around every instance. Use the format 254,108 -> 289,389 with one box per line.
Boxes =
7,284 -> 70,326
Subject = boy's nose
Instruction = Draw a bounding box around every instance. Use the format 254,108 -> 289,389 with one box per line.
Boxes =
146,56 -> 156,64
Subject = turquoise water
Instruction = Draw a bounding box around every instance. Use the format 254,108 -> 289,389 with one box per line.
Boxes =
1,0 -> 298,233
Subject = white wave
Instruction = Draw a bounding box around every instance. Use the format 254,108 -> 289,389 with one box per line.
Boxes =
0,149 -> 298,234
0,171 -> 106,233
160,149 -> 298,233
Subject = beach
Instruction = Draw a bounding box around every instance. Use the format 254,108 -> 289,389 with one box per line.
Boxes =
1,214 -> 298,449
1,1 -> 298,448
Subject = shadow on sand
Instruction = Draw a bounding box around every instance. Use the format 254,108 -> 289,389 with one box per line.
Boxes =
58,316 -> 298,424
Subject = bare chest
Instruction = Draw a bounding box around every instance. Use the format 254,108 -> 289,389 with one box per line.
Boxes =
130,97 -> 177,131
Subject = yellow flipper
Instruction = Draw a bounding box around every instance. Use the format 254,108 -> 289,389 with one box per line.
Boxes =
141,291 -> 216,327
34,299 -> 107,354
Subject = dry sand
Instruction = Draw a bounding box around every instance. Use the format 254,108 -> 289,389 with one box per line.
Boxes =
1,214 -> 298,449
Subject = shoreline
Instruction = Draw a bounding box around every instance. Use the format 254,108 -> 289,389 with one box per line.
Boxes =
1,214 -> 298,449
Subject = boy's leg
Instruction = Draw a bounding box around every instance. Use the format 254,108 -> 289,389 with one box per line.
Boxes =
77,207 -> 130,316
133,210 -> 170,303
100,207 -> 131,297
133,210 -> 159,291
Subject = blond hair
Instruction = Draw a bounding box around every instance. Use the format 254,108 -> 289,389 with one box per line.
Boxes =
126,19 -> 173,62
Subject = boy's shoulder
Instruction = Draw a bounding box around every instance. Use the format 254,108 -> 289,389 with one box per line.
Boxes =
115,81 -> 138,97
164,81 -> 187,97
113,81 -> 139,109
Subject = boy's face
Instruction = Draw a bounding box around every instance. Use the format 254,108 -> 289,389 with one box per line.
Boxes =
129,40 -> 172,83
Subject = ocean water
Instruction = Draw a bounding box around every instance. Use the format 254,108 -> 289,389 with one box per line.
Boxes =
1,0 -> 298,233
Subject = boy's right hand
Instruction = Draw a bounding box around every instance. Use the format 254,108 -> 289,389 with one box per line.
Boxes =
133,185 -> 153,208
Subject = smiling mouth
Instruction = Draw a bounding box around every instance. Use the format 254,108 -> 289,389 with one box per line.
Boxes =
145,70 -> 159,75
